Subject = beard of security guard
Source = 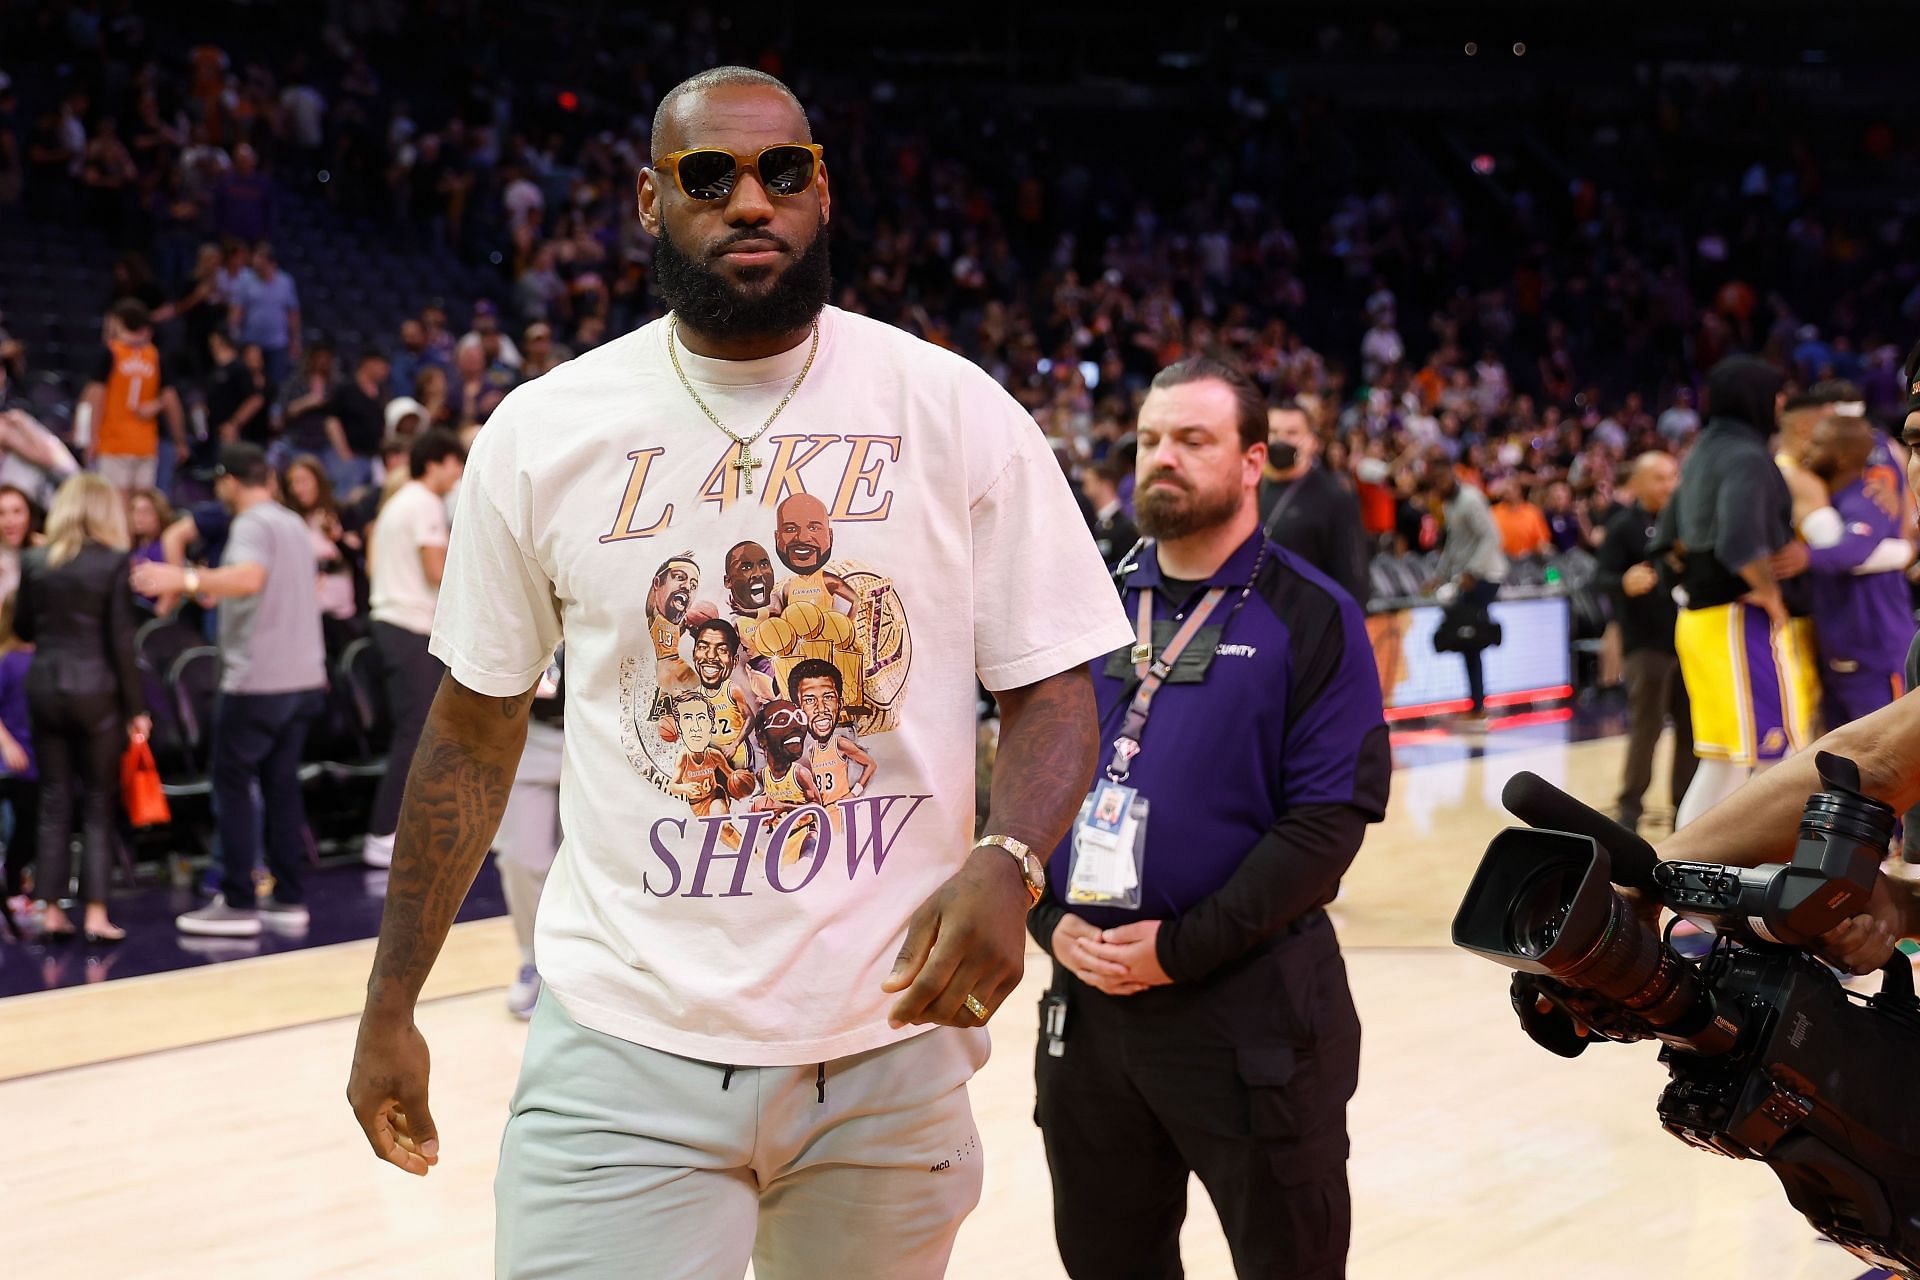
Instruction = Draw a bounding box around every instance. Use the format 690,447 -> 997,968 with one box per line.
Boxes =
1137,464 -> 1243,541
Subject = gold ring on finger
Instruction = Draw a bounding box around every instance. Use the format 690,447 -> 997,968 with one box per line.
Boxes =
962,993 -> 989,1021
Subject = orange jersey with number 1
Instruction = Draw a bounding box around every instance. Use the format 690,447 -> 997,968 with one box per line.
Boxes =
97,338 -> 161,458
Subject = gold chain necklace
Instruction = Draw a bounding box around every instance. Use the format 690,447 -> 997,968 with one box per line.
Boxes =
665,313 -> 819,495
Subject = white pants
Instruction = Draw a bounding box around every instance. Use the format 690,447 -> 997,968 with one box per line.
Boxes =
496,994 -> 989,1279
497,722 -> 563,963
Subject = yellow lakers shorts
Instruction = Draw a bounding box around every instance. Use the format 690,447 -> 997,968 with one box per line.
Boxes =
1674,604 -> 1820,765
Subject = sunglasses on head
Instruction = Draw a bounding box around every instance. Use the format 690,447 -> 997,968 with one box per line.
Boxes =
653,143 -> 824,202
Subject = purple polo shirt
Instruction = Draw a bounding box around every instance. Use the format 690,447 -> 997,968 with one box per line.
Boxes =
1053,530 -> 1390,930
1805,435 -> 1917,673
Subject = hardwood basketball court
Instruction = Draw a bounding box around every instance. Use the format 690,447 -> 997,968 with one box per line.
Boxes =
0,728 -> 1877,1279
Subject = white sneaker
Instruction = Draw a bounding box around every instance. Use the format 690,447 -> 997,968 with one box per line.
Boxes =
362,832 -> 395,868
175,894 -> 263,937
507,964 -> 541,1020
259,896 -> 311,930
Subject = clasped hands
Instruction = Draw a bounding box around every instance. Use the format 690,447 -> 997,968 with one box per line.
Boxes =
1050,914 -> 1173,996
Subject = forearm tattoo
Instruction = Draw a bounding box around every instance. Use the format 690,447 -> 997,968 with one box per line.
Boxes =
365,678 -> 534,1011
988,668 -> 1100,860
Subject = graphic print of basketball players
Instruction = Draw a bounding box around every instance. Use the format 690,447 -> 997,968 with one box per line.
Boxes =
790,658 -> 875,828
750,699 -> 822,864
722,540 -> 782,683
646,552 -> 718,709
762,494 -> 863,700
666,692 -> 753,850
658,618 -> 759,768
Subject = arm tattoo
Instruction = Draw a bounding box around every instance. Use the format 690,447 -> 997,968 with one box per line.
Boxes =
365,675 -> 536,1013
986,668 -> 1099,862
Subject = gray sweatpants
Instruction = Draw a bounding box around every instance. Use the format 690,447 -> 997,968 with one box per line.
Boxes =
496,994 -> 990,1279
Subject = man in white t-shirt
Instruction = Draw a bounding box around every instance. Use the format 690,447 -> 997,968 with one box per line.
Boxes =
347,66 -> 1130,1278
359,428 -> 465,868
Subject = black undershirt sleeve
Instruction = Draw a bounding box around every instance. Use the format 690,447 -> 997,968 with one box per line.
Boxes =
1151,802 -> 1371,983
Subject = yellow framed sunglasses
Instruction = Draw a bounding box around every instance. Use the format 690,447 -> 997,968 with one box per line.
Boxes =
652,142 -> 824,202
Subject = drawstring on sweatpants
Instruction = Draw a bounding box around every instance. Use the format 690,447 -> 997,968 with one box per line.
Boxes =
815,1062 -> 826,1104
721,1065 -> 736,1091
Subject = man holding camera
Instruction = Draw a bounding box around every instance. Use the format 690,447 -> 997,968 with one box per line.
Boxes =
1031,357 -> 1390,1280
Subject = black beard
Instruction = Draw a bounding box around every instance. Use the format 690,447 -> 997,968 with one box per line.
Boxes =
1137,480 -> 1243,541
653,217 -> 831,341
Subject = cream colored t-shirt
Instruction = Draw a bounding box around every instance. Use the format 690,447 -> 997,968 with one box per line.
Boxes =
370,480 -> 448,636
431,306 -> 1132,1065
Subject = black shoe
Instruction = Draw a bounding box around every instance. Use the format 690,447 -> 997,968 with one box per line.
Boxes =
85,928 -> 127,946
39,925 -> 75,943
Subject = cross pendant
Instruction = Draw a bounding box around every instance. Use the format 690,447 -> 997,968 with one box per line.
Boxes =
733,442 -> 765,495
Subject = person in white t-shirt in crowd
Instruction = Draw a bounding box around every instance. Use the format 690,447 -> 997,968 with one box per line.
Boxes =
347,65 -> 1130,1279
359,429 -> 464,869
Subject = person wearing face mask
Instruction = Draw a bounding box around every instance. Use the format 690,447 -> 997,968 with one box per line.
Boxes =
1256,401 -> 1370,605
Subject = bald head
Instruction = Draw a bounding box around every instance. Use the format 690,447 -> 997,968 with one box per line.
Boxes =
1627,451 -> 1678,514
1804,413 -> 1874,486
775,493 -> 834,574
652,67 -> 809,162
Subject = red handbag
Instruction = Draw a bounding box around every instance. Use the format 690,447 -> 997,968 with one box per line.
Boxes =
121,735 -> 172,827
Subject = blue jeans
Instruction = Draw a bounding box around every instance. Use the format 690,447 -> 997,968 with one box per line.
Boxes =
212,688 -> 324,907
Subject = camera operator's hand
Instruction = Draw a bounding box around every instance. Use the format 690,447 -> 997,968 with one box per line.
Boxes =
1818,872 -> 1906,975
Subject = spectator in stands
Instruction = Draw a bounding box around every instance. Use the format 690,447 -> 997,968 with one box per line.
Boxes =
383,397 -> 426,440
82,300 -> 188,498
451,338 -> 510,433
412,363 -> 452,429
461,300 -> 521,371
0,589 -> 36,924
229,240 -> 300,387
276,343 -> 343,467
1657,387 -> 1701,443
168,244 -> 229,381
0,484 -> 44,603
1542,482 -> 1588,553
1596,453 -> 1693,831
519,322 -> 571,379
212,143 -> 274,244
359,428 -> 465,869
1078,453 -> 1138,568
1258,399 -> 1371,603
17,474 -> 147,944
127,487 -> 172,614
282,456 -> 360,641
329,350 -> 390,496
79,117 -> 137,245
137,443 -> 326,938
204,330 -> 269,452
388,318 -> 442,397
1489,477 -> 1553,559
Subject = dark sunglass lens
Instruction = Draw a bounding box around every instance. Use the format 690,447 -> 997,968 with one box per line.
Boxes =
676,150 -> 738,200
758,146 -> 815,196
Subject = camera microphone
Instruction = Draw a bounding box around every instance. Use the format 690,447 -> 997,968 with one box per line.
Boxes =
1500,771 -> 1661,892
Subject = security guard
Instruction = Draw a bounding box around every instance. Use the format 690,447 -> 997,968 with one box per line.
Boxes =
1030,357 -> 1390,1280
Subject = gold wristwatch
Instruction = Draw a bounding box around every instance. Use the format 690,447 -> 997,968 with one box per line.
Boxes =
974,834 -> 1045,907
